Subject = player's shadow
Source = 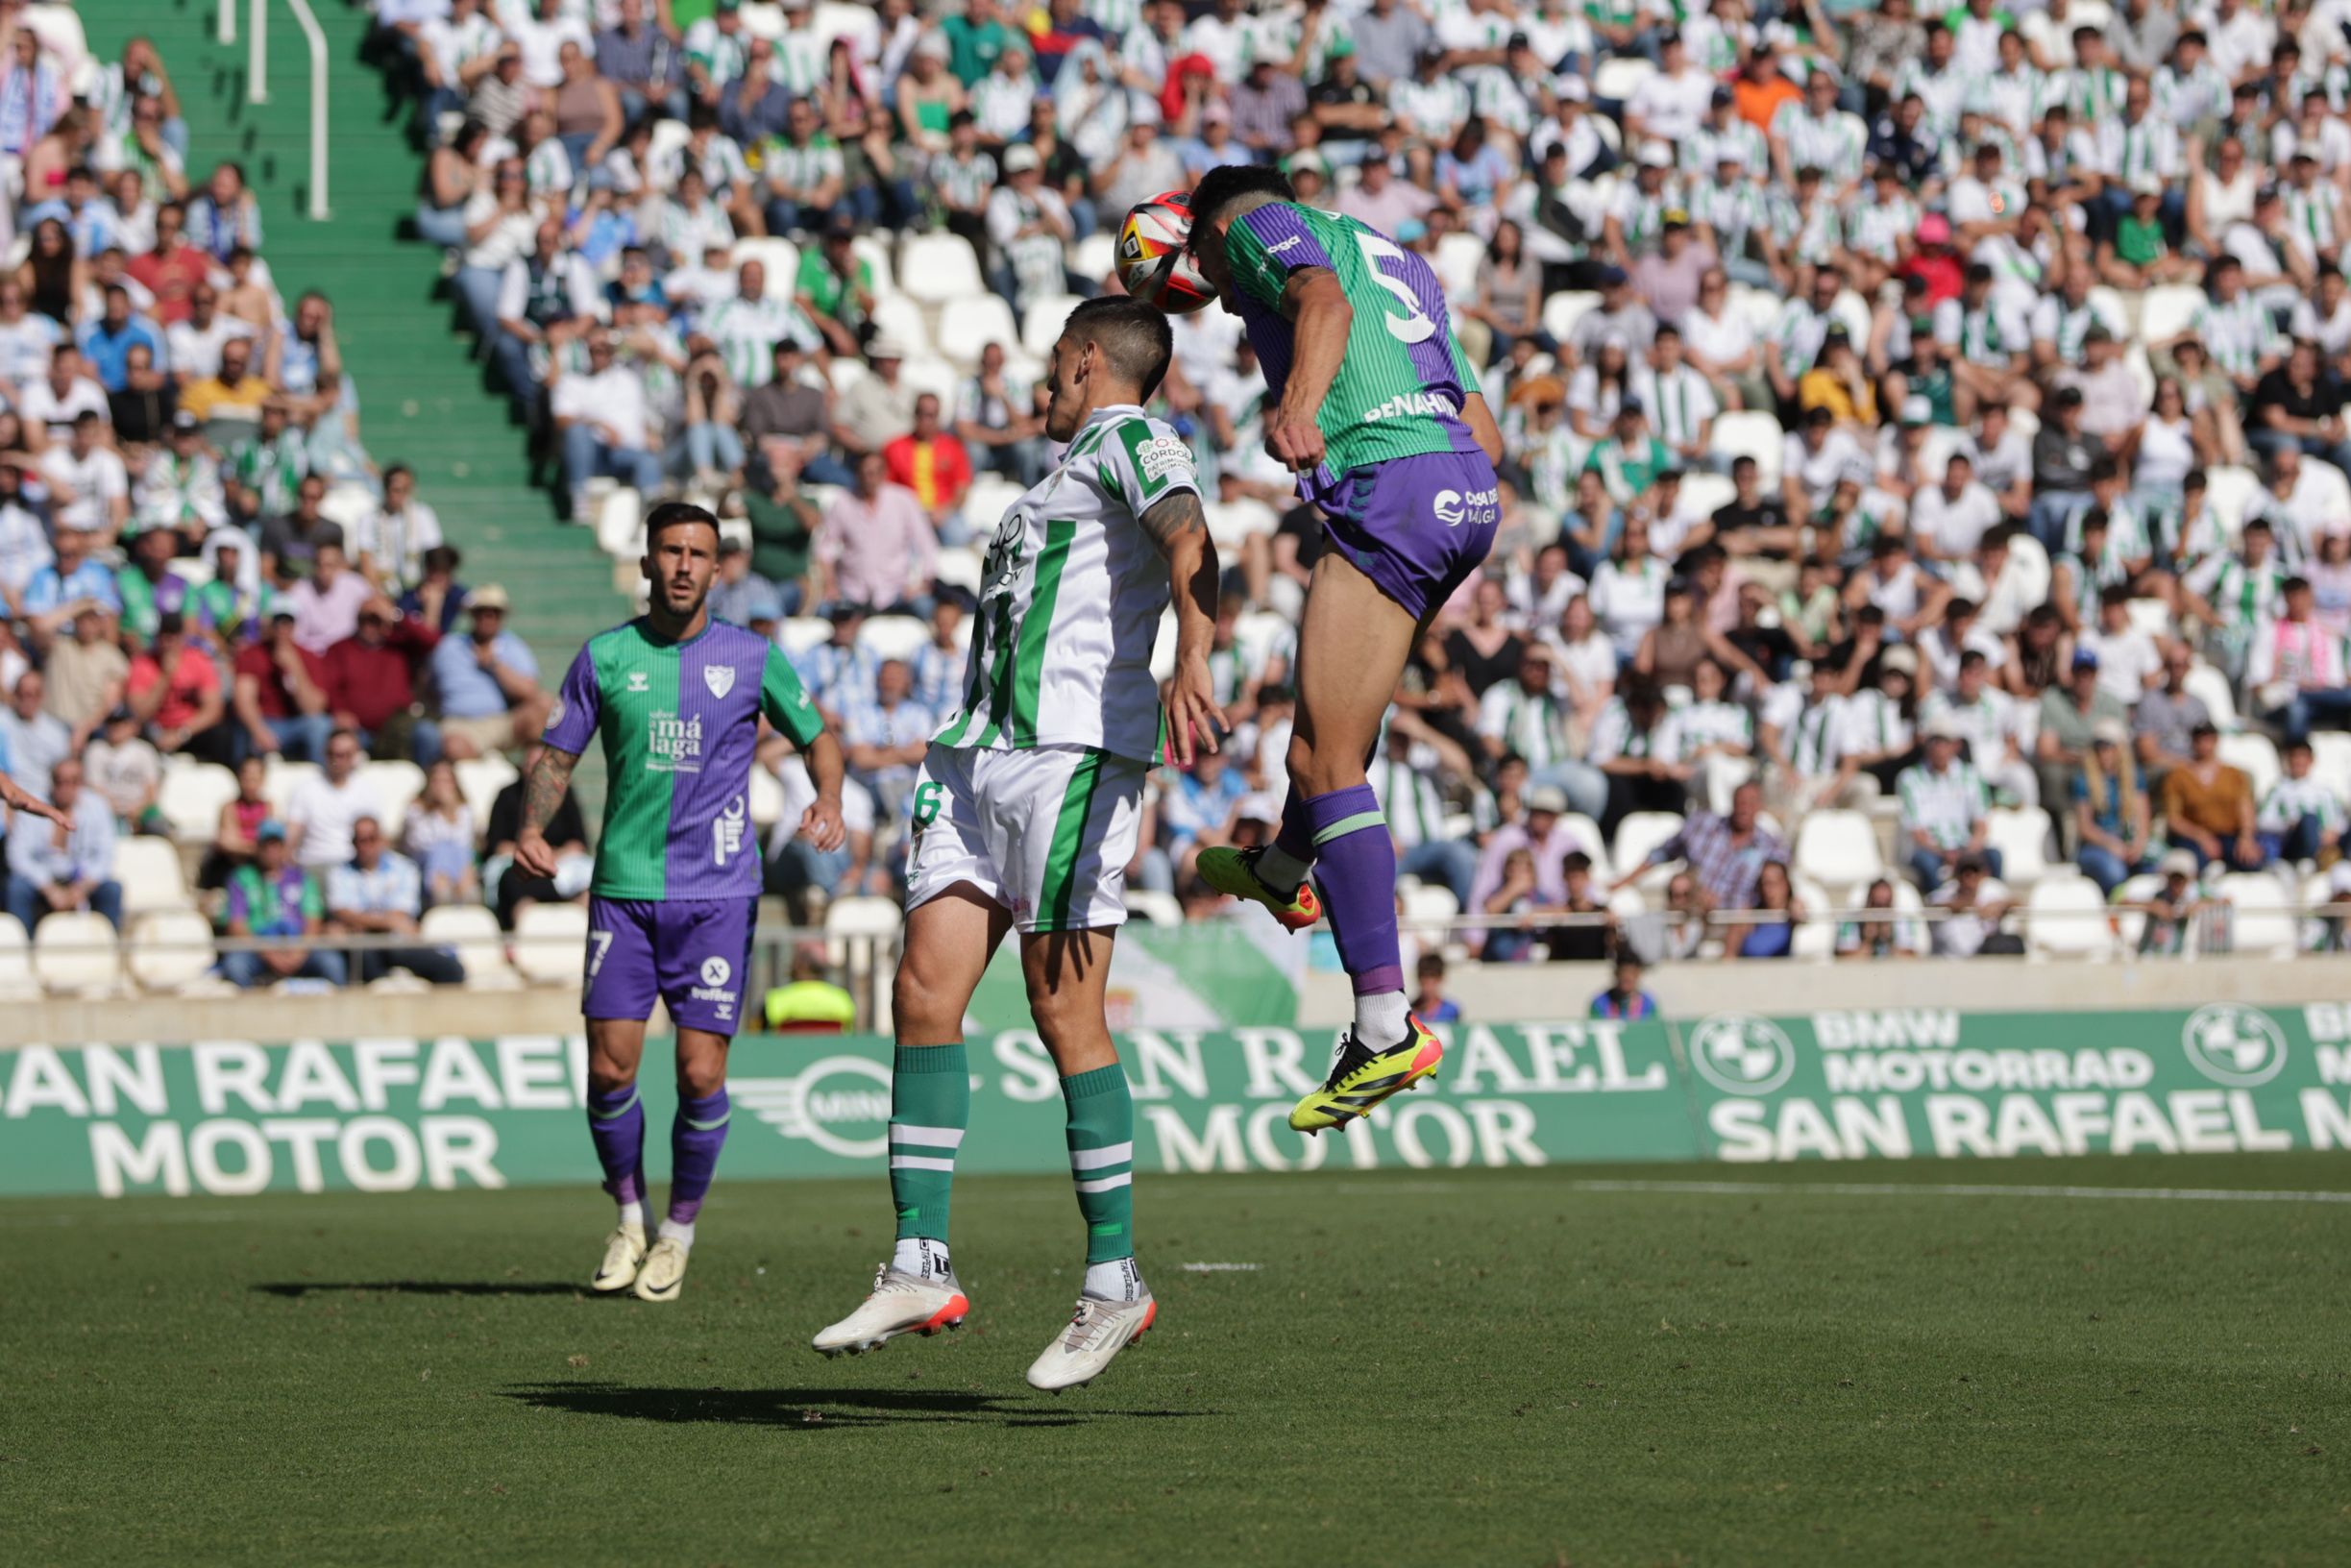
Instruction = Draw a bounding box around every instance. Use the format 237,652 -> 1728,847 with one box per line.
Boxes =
504,1382 -> 1210,1430
255,1280 -> 596,1299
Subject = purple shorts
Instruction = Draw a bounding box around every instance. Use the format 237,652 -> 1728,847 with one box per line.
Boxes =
1315,448 -> 1502,622
583,895 -> 757,1037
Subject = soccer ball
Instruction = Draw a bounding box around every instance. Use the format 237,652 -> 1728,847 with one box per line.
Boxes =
1118,191 -> 1217,315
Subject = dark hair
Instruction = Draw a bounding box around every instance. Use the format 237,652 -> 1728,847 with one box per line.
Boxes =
1063,296 -> 1174,399
645,500 -> 721,547
1188,163 -> 1296,233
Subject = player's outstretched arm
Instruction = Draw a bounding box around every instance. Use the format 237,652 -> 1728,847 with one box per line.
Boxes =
1140,488 -> 1228,766
512,744 -> 581,878
797,729 -> 849,853
1266,266 -> 1350,476
0,772 -> 69,828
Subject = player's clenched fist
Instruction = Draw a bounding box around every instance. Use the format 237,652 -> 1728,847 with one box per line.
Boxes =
1262,405 -> 1325,474
797,796 -> 846,853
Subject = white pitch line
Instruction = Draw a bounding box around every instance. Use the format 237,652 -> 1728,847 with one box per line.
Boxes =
1567,1179 -> 2351,1205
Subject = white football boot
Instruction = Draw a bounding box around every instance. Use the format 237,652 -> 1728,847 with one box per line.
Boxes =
631,1236 -> 690,1302
1024,1291 -> 1158,1392
811,1263 -> 972,1356
592,1223 -> 647,1293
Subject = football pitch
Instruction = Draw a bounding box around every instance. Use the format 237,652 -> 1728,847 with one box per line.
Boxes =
7,1156 -> 2349,1567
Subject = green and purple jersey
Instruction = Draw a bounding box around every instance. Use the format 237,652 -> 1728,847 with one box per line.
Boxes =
545,618 -> 823,900
1222,202 -> 1484,502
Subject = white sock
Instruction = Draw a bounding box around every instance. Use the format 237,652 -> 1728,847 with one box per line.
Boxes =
1256,845 -> 1312,894
1084,1257 -> 1144,1302
1355,990 -> 1409,1047
891,1236 -> 953,1282
617,1200 -> 646,1233
658,1218 -> 695,1251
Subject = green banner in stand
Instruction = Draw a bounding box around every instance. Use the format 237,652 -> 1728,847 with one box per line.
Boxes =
1674,1003 -> 2351,1161
0,1021 -> 1691,1198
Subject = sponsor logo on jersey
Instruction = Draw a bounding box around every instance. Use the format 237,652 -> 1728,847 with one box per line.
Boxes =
712,792 -> 747,866
546,697 -> 564,730
703,664 -> 736,698
1268,236 -> 1302,254
699,956 -> 732,988
626,671 -> 650,693
1136,433 -> 1190,482
689,954 -> 738,1017
647,711 -> 703,772
1432,485 -> 1499,527
1361,389 -> 1458,424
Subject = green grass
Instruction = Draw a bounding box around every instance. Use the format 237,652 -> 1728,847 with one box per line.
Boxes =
6,1156 -> 2351,1566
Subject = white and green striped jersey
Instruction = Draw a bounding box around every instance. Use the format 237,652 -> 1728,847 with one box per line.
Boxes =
700,292 -> 818,387
2190,552 -> 2288,631
2192,292 -> 2281,381
1478,681 -> 1567,770
2286,180 -> 2343,261
762,134 -> 844,197
1897,758 -> 1989,849
1682,119 -> 1768,180
2260,776 -> 2347,836
2152,60 -> 2231,129
1890,59 -> 1969,136
1370,749 -> 1452,850
1787,693 -> 1846,776
1630,364 -> 1718,451
772,28 -> 827,95
1844,190 -> 1921,261
2057,63 -> 2127,125
1085,0 -> 1144,36
1663,698 -> 1752,761
1769,102 -> 1867,185
935,405 -> 1198,764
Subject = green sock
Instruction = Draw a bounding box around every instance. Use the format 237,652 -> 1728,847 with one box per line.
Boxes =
1062,1064 -> 1135,1264
890,1043 -> 968,1243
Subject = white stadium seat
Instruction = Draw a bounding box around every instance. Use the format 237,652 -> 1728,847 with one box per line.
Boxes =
2136,284 -> 2205,346
748,763 -> 786,827
1400,883 -> 1459,934
855,616 -> 929,662
813,1 -> 881,55
1068,232 -> 1115,287
1126,889 -> 1184,927
159,760 -> 239,842
1433,231 -> 1485,303
1561,813 -> 1614,882
454,756 -> 517,829
1022,293 -> 1084,360
511,902 -> 588,986
824,894 -> 904,967
421,904 -> 521,990
869,293 -> 933,359
1611,812 -> 1685,884
1674,470 -> 1735,520
1985,808 -> 2052,889
262,758 -> 319,819
852,234 -> 896,297
965,476 -> 1025,531
1204,498 -> 1280,549
1709,411 -> 1786,482
2217,872 -> 2301,958
1793,810 -> 1883,896
896,233 -> 986,306
736,1 -> 785,40
114,837 -> 190,917
729,235 -> 798,290
2312,732 -> 2351,799
596,486 -> 645,558
361,761 -> 427,838
935,545 -> 984,597
775,616 -> 832,656
898,355 -> 961,408
2201,464 -> 2260,539
1592,56 -> 1654,100
2024,876 -> 2115,960
127,909 -> 216,992
33,911 -> 122,994
1539,290 -> 1601,344
937,294 -> 1021,372
2218,732 -> 2281,801
0,914 -> 37,1000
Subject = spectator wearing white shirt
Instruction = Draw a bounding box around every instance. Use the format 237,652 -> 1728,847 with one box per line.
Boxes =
1908,452 -> 2003,566
551,329 -> 659,520
284,726 -> 386,871
354,463 -> 443,592
1922,647 -> 2039,808
38,410 -> 129,548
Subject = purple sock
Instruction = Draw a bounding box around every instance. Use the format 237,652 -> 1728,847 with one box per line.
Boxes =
585,1086 -> 646,1208
668,1089 -> 732,1226
1273,784 -> 1316,868
1304,783 -> 1405,998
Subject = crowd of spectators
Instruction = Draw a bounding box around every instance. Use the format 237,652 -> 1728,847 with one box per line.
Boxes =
26,0 -> 2351,984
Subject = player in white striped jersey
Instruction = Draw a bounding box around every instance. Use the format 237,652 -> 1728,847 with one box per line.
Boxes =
813,299 -> 1223,1391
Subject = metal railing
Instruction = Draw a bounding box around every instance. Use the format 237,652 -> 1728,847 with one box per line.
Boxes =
239,0 -> 331,220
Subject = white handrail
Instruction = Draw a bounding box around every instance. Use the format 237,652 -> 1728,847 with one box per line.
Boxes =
285,0 -> 331,220
219,0 -> 235,47
247,0 -> 266,103
241,0 -> 331,219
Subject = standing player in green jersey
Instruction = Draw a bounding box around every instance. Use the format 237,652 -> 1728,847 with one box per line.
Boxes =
811,297 -> 1226,1392
516,502 -> 846,1303
1179,165 -> 1506,1136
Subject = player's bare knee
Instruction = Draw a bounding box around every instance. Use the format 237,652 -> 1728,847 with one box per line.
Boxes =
893,960 -> 961,1043
675,1046 -> 728,1099
586,1049 -> 637,1095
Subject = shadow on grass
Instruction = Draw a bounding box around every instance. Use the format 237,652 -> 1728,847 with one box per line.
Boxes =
255,1281 -> 596,1299
503,1382 -> 1212,1430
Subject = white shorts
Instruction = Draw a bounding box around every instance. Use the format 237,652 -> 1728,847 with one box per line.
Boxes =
903,743 -> 1145,933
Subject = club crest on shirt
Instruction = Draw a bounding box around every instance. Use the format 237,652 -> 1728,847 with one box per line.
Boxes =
704,663 -> 736,698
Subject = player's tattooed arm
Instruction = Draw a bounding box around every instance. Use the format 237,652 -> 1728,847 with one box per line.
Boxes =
511,745 -> 580,877
1143,488 -> 1228,766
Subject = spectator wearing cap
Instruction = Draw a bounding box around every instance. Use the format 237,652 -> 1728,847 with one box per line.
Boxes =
1897,715 -> 1997,892
325,816 -> 465,986
2035,648 -> 2126,827
2161,721 -> 2265,871
831,337 -> 918,461
985,141 -> 1075,311
429,585 -> 546,760
126,610 -> 227,762
2135,848 -> 2217,957
325,592 -> 441,764
706,538 -> 783,630
5,755 -> 121,932
1466,782 -> 1590,955
222,820 -> 344,988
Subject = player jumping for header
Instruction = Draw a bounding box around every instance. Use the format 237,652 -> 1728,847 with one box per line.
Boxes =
1181,165 -> 1506,1135
811,297 -> 1225,1391
516,502 -> 846,1303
